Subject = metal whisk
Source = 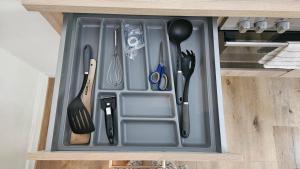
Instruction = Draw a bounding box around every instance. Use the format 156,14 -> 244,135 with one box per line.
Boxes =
107,27 -> 123,87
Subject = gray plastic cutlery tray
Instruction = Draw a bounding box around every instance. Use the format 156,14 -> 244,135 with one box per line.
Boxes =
47,14 -> 225,152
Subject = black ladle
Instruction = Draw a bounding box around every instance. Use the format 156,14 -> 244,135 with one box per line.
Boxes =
181,50 -> 195,138
168,19 -> 193,105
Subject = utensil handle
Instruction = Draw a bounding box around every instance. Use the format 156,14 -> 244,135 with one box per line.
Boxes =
114,28 -> 118,47
176,71 -> 184,104
83,45 -> 92,74
181,102 -> 190,138
176,44 -> 182,70
183,78 -> 190,102
149,71 -> 160,84
176,44 -> 183,104
78,74 -> 88,96
181,79 -> 190,138
81,59 -> 97,112
158,73 -> 168,91
105,109 -> 114,144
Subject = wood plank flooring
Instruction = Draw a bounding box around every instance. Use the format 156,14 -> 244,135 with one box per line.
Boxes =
35,77 -> 300,169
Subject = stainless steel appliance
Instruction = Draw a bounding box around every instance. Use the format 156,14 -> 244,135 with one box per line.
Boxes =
219,17 -> 300,69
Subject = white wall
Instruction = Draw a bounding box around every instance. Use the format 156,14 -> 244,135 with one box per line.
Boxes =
0,0 -> 60,168
0,0 -> 60,76
0,49 -> 48,169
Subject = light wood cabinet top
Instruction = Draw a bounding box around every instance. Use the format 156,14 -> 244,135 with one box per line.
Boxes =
22,0 -> 300,18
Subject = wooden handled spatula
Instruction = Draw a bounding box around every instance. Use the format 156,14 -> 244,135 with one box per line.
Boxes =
67,45 -> 97,144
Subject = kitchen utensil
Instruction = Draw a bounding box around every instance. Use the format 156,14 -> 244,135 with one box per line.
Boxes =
167,19 -> 193,105
180,50 -> 195,138
107,27 -> 123,87
101,96 -> 116,145
149,41 -> 168,91
67,45 -> 95,134
69,44 -> 97,144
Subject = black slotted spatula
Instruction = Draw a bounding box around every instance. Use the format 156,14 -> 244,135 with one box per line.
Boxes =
67,45 -> 95,134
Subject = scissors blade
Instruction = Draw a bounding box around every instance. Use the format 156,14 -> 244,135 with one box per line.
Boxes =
159,41 -> 164,65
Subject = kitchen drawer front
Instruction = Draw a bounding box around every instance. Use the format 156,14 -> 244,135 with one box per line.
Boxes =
46,14 -> 226,154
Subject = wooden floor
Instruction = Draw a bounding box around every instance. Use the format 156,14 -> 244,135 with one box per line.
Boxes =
36,77 -> 300,169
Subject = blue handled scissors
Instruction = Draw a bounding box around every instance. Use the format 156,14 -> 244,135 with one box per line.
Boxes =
149,41 -> 168,91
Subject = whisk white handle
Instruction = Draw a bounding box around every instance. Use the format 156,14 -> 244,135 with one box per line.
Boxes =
114,28 -> 117,47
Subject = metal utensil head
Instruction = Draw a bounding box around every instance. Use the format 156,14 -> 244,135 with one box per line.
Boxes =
159,41 -> 164,65
101,97 -> 116,110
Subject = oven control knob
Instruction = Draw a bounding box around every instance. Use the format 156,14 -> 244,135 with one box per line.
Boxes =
237,19 -> 251,33
254,20 -> 268,33
276,20 -> 290,34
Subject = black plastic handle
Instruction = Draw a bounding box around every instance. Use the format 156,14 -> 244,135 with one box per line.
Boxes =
176,43 -> 182,70
76,45 -> 92,97
181,78 -> 191,138
183,78 -> 190,102
105,107 -> 114,144
181,102 -> 190,138
176,43 -> 184,105
83,45 -> 92,74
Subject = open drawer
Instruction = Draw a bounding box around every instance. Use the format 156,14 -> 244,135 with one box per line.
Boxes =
39,14 -> 233,160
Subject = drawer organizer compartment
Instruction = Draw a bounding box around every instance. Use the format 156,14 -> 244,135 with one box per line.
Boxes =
47,14 -> 225,152
121,120 -> 178,146
120,93 -> 175,118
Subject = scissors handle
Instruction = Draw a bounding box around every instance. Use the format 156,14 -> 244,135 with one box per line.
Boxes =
149,64 -> 168,90
149,71 -> 160,84
158,73 -> 168,91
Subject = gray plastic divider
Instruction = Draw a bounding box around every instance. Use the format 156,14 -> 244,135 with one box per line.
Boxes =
53,16 -> 103,149
120,92 -> 175,118
48,14 -> 224,152
145,20 -> 173,91
120,20 -> 128,90
121,120 -> 178,146
142,22 -> 151,91
168,20 -> 218,148
94,92 -> 118,146
98,19 -> 124,90
90,19 -> 105,147
162,20 -> 182,147
123,20 -> 148,91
